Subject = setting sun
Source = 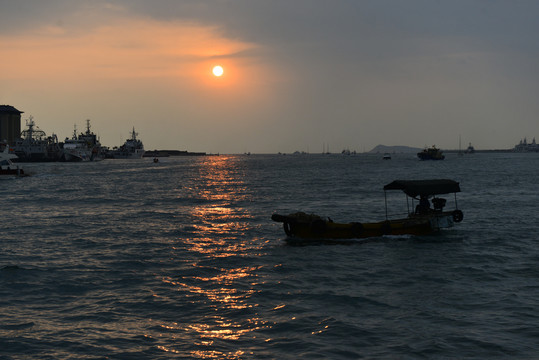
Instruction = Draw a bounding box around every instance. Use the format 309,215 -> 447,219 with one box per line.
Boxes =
212,65 -> 224,77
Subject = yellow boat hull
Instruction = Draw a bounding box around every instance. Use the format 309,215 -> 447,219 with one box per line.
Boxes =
271,211 -> 462,240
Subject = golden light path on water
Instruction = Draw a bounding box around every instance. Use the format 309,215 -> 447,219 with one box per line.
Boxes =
153,156 -> 274,358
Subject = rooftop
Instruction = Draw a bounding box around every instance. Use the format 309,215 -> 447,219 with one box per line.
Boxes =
0,105 -> 24,114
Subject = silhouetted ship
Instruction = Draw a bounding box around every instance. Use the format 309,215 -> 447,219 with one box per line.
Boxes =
9,113 -> 208,161
417,145 -> 445,160
514,137 -> 538,152
61,120 -> 105,161
109,127 -> 145,159
12,116 -> 61,162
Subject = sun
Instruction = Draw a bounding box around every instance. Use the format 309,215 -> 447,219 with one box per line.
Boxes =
212,65 -> 224,77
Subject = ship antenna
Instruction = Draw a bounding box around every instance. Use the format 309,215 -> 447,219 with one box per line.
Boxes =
26,116 -> 35,138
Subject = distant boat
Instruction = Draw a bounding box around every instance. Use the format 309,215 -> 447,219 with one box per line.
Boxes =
466,142 -> 475,154
61,120 -> 103,162
0,142 -> 26,176
383,153 -> 391,160
12,116 -> 60,162
62,137 -> 92,161
78,119 -> 105,161
417,145 -> 445,160
110,127 -> 145,159
514,137 -> 538,152
323,143 -> 330,154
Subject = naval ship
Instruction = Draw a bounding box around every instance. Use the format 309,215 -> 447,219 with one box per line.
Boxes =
11,116 -> 61,162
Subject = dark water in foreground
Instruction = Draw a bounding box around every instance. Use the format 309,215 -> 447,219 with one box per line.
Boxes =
1,153 -> 538,359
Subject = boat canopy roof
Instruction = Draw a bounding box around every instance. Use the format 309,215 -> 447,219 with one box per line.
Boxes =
383,179 -> 460,197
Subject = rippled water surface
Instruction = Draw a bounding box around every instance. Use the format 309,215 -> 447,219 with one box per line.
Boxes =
1,153 -> 539,359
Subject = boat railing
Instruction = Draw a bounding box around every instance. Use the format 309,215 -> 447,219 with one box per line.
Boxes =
384,194 -> 459,220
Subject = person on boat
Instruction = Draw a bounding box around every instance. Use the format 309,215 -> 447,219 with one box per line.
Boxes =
432,197 -> 447,212
416,195 -> 431,214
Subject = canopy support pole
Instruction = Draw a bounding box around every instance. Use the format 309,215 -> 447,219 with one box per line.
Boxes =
384,191 -> 388,220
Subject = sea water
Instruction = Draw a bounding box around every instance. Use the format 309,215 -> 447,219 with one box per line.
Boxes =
1,153 -> 538,359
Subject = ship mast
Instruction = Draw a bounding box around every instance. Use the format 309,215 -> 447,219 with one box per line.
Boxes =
131,127 -> 138,141
25,116 -> 35,140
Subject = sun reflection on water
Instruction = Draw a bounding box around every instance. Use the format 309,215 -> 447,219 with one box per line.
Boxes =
181,156 -> 260,260
154,156 -> 271,358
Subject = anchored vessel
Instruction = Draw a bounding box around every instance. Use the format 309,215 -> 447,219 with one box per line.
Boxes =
62,120 -> 104,161
110,127 -> 145,159
272,179 -> 463,241
12,117 -> 60,162
514,137 -> 538,152
0,142 -> 25,176
417,145 -> 445,160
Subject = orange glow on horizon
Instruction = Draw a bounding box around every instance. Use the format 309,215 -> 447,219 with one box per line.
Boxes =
0,11 -> 288,153
0,17 -> 255,83
0,13 -> 286,120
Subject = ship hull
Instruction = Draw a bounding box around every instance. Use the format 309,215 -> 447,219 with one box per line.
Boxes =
272,211 -> 460,241
62,150 -> 92,162
110,150 -> 145,159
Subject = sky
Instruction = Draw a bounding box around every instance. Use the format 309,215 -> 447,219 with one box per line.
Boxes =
1,0 -> 539,153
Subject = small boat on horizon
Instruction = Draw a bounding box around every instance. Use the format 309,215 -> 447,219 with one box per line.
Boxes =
417,145 -> 445,160
271,179 -> 463,243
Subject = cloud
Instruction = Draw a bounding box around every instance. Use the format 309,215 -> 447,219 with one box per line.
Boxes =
2,0 -> 539,152
1,16 -> 257,82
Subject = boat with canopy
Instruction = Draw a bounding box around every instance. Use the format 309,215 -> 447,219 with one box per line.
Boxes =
271,179 -> 463,241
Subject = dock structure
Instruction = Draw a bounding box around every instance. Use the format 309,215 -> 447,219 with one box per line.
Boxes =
143,150 -> 207,157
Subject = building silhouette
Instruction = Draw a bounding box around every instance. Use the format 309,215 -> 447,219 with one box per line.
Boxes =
0,105 -> 23,145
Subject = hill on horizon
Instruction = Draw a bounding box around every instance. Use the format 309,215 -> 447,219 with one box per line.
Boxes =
369,144 -> 422,153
